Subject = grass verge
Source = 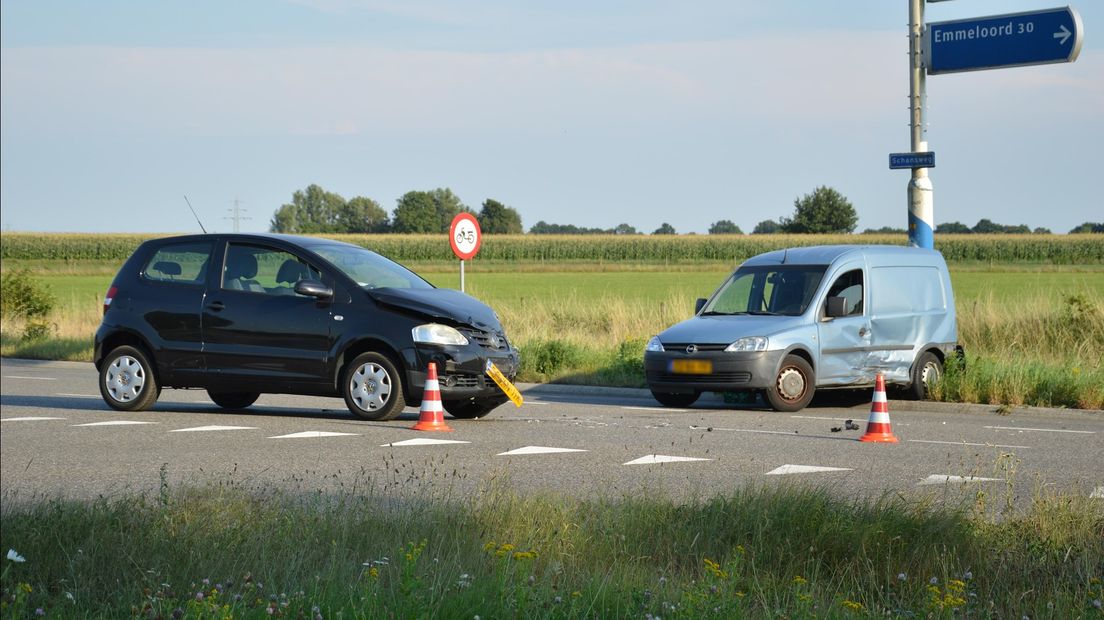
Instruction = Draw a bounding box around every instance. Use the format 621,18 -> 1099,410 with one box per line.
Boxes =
2,477 -> 1101,618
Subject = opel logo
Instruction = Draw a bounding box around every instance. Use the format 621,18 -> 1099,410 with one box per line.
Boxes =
686,344 -> 698,354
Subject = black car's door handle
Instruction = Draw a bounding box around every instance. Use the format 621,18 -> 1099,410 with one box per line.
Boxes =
206,301 -> 225,311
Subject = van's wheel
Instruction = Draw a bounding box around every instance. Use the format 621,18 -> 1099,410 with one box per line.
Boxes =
342,352 -> 406,420
765,355 -> 815,412
906,351 -> 942,400
207,391 -> 260,409
444,396 -> 507,419
99,345 -> 159,412
651,391 -> 699,408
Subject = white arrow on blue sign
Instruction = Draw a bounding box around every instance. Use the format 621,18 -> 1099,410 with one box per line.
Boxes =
926,6 -> 1083,75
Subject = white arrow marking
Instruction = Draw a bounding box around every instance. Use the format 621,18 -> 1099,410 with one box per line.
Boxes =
623,454 -> 711,465
1090,487 -> 1104,499
2,417 -> 66,422
170,425 -> 258,433
766,464 -> 852,476
382,438 -> 471,447
918,475 -> 1003,486
1054,24 -> 1071,45
269,431 -> 359,439
497,446 -> 587,456
74,421 -> 156,427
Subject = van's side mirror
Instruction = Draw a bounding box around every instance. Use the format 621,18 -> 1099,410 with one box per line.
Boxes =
295,279 -> 333,299
695,298 -> 707,314
825,296 -> 847,318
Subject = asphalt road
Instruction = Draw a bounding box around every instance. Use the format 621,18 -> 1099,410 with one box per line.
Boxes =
2,358 -> 1101,510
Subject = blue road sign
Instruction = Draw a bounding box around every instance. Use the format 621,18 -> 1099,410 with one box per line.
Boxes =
889,152 -> 935,170
926,6 -> 1082,75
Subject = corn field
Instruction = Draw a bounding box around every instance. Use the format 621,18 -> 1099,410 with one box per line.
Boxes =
2,232 -> 1102,264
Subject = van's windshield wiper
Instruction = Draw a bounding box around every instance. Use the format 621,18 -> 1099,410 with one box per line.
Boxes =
748,310 -> 781,315
700,311 -> 748,316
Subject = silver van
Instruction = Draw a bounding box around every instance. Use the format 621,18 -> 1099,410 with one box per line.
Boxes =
644,245 -> 960,412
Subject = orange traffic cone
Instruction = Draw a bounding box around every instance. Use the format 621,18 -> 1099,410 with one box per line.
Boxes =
412,362 -> 453,432
859,373 -> 898,443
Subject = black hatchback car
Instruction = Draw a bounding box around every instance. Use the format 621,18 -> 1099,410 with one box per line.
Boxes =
95,234 -> 520,420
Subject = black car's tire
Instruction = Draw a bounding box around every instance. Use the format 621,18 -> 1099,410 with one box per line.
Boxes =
207,390 -> 260,409
651,390 -> 699,408
99,345 -> 159,412
765,354 -> 815,412
342,352 -> 406,420
905,351 -> 942,400
443,396 -> 507,419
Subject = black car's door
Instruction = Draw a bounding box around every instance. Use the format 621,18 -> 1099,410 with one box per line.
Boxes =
202,241 -> 333,384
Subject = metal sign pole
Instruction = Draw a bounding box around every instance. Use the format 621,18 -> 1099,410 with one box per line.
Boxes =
908,0 -> 934,249
460,260 -> 465,293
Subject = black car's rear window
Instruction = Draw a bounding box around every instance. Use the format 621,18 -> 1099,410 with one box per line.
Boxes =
142,242 -> 212,285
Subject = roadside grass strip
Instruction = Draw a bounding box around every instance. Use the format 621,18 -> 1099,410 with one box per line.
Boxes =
381,438 -> 471,447
72,421 -> 155,427
169,426 -> 258,433
1,416 -> 66,422
918,475 -> 1003,486
496,446 -> 587,456
766,464 -> 852,475
268,431 -> 359,439
623,454 -> 712,465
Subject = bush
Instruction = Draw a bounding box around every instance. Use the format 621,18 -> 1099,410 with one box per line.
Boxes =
522,340 -> 584,376
0,269 -> 56,341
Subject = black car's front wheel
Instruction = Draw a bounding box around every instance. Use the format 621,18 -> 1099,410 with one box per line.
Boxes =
342,352 -> 406,420
207,390 -> 260,410
99,345 -> 159,412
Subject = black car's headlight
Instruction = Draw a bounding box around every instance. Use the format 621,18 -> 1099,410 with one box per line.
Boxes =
412,323 -> 469,346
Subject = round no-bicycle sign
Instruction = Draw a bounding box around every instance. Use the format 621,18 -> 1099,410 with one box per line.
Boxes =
449,213 -> 482,261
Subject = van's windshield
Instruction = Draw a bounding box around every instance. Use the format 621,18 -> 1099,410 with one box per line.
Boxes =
701,265 -> 827,316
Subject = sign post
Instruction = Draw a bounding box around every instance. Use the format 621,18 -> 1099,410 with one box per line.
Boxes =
926,7 -> 1083,75
449,213 -> 481,292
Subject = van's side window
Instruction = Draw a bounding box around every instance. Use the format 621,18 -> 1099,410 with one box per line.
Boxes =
223,244 -> 321,295
826,269 -> 863,316
142,242 -> 212,285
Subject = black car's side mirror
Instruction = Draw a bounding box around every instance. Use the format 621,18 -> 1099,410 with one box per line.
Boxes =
295,279 -> 334,299
695,298 -> 707,314
825,296 -> 847,318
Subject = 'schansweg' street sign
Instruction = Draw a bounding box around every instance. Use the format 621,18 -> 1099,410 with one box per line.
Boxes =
926,6 -> 1083,75
889,152 -> 935,170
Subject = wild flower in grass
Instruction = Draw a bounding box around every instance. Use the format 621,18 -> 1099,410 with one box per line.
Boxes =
793,575 -> 808,586
457,574 -> 473,589
840,600 -> 864,612
368,567 -> 379,579
34,608 -> 45,616
897,572 -> 907,581
1091,598 -> 1101,609
703,558 -> 728,580
6,550 -> 25,563
929,577 -> 939,585
512,551 -> 537,561
735,544 -> 746,555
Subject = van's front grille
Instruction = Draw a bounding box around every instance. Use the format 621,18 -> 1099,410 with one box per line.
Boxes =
662,343 -> 731,353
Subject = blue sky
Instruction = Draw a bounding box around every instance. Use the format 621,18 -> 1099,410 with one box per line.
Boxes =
1,1 -> 1101,234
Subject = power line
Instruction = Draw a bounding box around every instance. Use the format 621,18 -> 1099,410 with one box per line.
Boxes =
224,197 -> 251,232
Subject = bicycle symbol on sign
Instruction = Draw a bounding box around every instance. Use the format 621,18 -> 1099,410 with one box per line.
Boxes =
455,229 -> 475,245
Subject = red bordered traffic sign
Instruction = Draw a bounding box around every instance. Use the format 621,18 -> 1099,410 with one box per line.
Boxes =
449,212 -> 482,261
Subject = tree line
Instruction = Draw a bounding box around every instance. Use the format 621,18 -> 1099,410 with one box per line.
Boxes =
269,184 -> 1101,235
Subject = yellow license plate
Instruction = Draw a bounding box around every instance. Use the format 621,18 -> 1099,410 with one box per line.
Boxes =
670,359 -> 713,374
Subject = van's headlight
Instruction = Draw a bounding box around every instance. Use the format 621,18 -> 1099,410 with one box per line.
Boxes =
412,324 -> 469,346
726,337 -> 768,352
645,336 -> 665,352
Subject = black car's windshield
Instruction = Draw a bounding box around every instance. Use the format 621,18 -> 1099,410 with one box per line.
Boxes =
701,264 -> 827,316
309,244 -> 433,290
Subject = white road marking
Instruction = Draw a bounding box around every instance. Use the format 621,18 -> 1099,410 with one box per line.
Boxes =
56,393 -> 97,397
74,421 -> 156,427
269,431 -> 359,439
918,475 -> 1003,486
1090,487 -> 1104,499
2,417 -> 66,422
983,426 -> 1094,434
4,375 -> 57,380
497,446 -> 587,456
623,406 -> 688,412
382,438 -> 471,447
766,464 -> 852,475
524,401 -> 550,406
623,454 -> 712,465
689,425 -> 802,436
908,439 -> 1030,449
790,415 -> 852,422
170,425 -> 259,433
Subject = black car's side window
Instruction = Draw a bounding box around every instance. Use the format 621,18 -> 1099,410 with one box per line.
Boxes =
142,242 -> 212,285
223,244 -> 322,296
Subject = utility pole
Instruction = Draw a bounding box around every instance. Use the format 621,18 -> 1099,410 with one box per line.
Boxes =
225,197 -> 251,233
908,0 -> 933,249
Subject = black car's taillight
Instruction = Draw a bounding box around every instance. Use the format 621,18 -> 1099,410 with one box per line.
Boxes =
103,286 -> 118,315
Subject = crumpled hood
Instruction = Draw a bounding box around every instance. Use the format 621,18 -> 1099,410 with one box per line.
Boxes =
367,287 -> 502,332
659,314 -> 807,344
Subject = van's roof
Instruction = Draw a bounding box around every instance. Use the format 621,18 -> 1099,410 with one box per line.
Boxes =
743,244 -> 944,267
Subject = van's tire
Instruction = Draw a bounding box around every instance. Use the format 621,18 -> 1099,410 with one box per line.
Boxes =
207,391 -> 260,409
905,351 -> 942,400
765,355 -> 815,412
444,396 -> 507,419
651,391 -> 699,408
99,345 -> 159,412
342,352 -> 406,420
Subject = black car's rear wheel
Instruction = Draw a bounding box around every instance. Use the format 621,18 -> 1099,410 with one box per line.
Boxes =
764,354 -> 815,412
99,345 -> 159,412
343,352 -> 406,420
651,390 -> 699,408
207,390 -> 260,409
